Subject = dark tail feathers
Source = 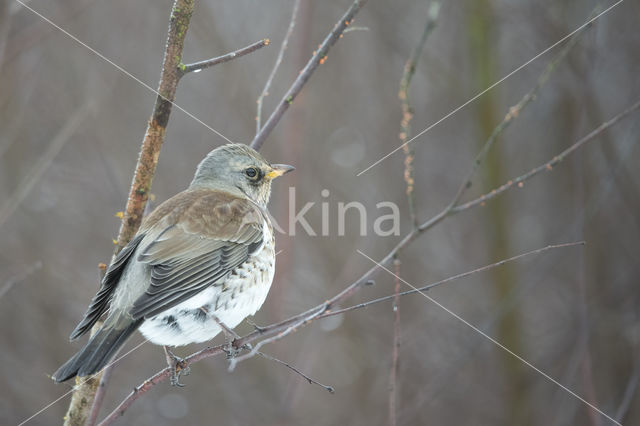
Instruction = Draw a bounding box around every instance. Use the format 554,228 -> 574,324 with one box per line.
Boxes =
52,318 -> 142,382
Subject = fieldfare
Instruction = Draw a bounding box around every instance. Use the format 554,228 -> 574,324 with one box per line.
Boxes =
53,143 -> 293,384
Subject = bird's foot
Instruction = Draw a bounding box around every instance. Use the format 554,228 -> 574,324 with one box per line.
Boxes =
209,314 -> 243,359
222,341 -> 240,359
164,346 -> 190,387
222,340 -> 252,360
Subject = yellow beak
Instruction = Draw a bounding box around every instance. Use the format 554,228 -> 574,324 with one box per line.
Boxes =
266,164 -> 295,179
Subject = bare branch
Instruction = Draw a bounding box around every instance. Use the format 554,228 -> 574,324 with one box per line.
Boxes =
256,350 -> 335,394
97,364 -> 174,426
452,98 -> 640,213
256,0 -> 300,133
113,0 -> 194,252
179,38 -> 269,77
250,0 -> 369,151
388,258 -> 401,426
229,306 -> 325,370
320,242 -> 585,318
85,265 -> 110,426
448,9 -> 595,210
398,2 -> 440,227
85,363 -> 113,426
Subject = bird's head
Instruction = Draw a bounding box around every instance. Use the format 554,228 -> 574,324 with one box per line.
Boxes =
191,143 -> 294,206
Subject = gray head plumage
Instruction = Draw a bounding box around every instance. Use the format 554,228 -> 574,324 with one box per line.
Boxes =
190,143 -> 294,206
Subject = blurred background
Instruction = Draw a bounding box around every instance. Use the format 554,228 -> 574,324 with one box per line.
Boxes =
1,0 -> 639,424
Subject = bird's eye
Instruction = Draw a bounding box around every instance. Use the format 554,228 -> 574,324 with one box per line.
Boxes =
244,167 -> 259,179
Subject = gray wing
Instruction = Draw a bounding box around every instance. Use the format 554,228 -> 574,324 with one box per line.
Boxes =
70,234 -> 145,340
129,197 -> 265,320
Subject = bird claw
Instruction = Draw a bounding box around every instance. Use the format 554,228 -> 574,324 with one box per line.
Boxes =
164,347 -> 189,387
223,344 -> 239,359
222,337 -> 241,359
222,338 -> 252,360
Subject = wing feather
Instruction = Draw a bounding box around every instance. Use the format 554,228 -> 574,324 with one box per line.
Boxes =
129,190 -> 266,320
69,234 -> 145,340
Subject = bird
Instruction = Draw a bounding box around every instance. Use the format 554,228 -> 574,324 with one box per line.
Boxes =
52,143 -> 294,384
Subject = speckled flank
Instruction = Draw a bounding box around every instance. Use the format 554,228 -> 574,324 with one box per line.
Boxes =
138,221 -> 275,346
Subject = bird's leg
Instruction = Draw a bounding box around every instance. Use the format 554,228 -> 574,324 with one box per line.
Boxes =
164,346 -> 190,387
207,311 -> 243,359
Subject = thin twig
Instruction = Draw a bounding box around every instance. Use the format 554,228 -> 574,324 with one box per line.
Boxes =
256,350 -> 335,393
228,307 -> 324,371
250,0 -> 369,151
355,1 -> 623,177
447,7 -> 596,210
319,242 -> 585,318
398,2 -> 440,227
256,0 -> 300,133
357,251 -> 621,426
85,264 -> 111,426
85,363 -> 113,426
179,38 -> 269,77
97,363 -> 174,426
452,98 -> 640,213
389,258 -> 401,426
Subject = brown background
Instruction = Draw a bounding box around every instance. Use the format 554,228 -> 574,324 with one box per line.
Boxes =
1,0 -> 639,425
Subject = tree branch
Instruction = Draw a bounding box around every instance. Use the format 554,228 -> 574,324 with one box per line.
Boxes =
250,0 -> 369,151
179,38 -> 269,77
256,0 -> 300,134
452,98 -> 640,213
255,350 -> 334,394
398,2 -> 440,228
320,242 -> 585,318
391,8 -> 440,419
447,7 -> 597,211
97,363 -> 173,426
388,258 -> 401,426
84,264 -> 110,426
84,361 -> 112,426
113,0 -> 194,253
